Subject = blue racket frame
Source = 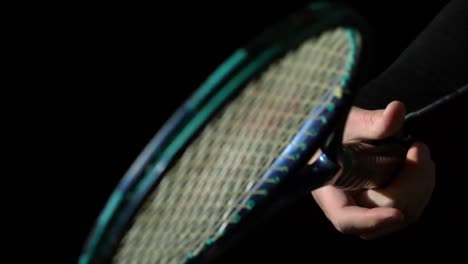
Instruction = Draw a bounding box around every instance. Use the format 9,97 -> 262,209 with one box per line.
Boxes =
79,2 -> 370,263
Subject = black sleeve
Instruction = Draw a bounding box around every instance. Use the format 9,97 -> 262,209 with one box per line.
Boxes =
354,0 -> 468,113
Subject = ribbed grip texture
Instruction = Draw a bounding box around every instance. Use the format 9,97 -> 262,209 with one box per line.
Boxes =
333,140 -> 407,190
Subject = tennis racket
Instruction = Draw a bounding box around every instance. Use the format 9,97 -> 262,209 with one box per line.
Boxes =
79,2 -> 408,263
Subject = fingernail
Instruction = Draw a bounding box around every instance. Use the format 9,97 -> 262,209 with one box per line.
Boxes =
415,142 -> 431,161
383,101 -> 397,117
383,104 -> 391,117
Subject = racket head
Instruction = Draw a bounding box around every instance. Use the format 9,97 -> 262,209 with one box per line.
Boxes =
79,2 -> 371,263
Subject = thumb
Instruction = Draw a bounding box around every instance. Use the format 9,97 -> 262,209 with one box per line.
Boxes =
344,101 -> 406,142
332,206 -> 404,236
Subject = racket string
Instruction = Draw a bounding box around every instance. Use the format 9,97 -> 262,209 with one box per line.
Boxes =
113,27 -> 358,263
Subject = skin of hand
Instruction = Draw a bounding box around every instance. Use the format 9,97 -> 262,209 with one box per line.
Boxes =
311,101 -> 435,240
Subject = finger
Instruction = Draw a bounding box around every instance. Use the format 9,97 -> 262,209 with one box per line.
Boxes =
420,159 -> 436,214
312,185 -> 353,217
344,101 -> 406,142
409,142 -> 432,163
356,143 -> 435,221
407,143 -> 436,222
330,206 -> 404,236
382,142 -> 434,195
312,187 -> 405,236
355,189 -> 396,209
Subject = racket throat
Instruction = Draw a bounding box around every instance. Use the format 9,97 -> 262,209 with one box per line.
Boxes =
294,152 -> 342,193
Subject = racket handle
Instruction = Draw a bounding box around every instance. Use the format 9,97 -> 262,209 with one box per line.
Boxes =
332,139 -> 409,190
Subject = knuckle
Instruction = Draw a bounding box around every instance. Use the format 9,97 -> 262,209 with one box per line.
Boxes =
333,221 -> 345,234
379,196 -> 399,208
367,218 -> 380,230
333,221 -> 351,235
368,111 -> 376,126
382,200 -> 398,208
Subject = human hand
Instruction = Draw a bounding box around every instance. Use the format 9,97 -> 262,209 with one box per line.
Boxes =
311,101 -> 435,240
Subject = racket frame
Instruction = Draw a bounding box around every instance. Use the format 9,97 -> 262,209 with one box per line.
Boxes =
79,2 -> 371,263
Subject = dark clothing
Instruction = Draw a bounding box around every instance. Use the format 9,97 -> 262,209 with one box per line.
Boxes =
354,0 -> 468,113
221,1 -> 468,262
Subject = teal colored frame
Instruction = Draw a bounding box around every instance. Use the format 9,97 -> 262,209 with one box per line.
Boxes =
79,2 -> 368,263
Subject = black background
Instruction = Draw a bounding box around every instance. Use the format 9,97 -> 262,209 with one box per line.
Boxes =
38,0 -> 468,262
